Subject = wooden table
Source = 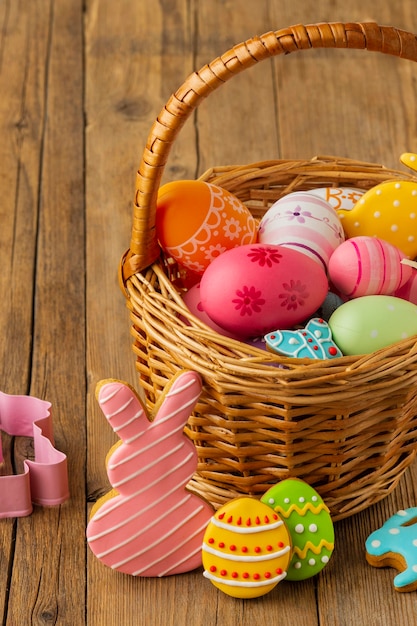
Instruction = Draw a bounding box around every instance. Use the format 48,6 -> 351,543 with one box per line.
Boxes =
1,1 -> 417,624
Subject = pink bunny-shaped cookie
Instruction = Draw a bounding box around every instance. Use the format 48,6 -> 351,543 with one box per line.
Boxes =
87,370 -> 213,576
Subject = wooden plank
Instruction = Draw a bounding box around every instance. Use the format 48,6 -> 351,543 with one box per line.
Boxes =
0,0 -> 86,624
0,0 -> 52,619
85,1 -> 197,624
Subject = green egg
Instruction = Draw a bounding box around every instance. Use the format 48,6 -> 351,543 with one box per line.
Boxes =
328,295 -> 417,355
261,479 -> 334,581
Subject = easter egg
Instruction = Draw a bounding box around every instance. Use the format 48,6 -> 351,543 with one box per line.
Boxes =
156,180 -> 257,274
306,187 -> 364,212
328,236 -> 412,298
339,184 -> 417,258
261,479 -> 334,581
182,283 -> 240,339
202,497 -> 292,598
258,191 -> 345,271
199,244 -> 329,338
394,269 -> 417,305
328,295 -> 417,355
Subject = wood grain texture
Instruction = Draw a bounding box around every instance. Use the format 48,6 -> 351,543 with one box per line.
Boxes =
0,0 -> 416,624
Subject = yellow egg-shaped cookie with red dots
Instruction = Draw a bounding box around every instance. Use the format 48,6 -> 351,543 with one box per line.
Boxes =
202,497 -> 292,599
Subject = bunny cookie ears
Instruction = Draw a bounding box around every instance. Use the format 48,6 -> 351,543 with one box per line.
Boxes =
87,370 -> 214,577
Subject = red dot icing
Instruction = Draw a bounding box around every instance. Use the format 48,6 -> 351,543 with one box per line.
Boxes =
253,573 -> 260,580
243,572 -> 249,579
265,572 -> 271,579
230,545 -> 236,552
254,546 -> 261,553
210,565 -> 216,572
218,542 -> 225,548
232,571 -> 238,578
220,569 -> 227,576
242,546 -> 248,553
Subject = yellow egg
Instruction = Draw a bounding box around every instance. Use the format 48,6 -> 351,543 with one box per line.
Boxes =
202,497 -> 292,599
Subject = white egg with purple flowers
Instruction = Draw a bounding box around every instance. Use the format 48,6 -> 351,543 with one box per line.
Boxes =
258,192 -> 345,271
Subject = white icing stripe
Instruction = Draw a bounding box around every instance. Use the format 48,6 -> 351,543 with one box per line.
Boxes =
131,514 -> 209,576
112,411 -> 142,433
98,386 -> 123,404
95,494 -> 192,557
211,517 -> 284,534
203,570 -> 287,587
108,422 -> 186,469
104,396 -> 134,418
146,393 -> 200,432
112,444 -> 188,488
202,543 -> 290,562
166,377 -> 199,397
112,505 -> 207,571
91,454 -> 193,522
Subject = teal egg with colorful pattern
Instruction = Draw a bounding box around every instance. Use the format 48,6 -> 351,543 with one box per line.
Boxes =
261,479 -> 334,581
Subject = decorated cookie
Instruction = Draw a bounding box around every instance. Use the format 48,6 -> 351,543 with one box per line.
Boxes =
86,370 -> 214,577
264,318 -> 342,359
365,507 -> 417,592
338,153 -> 417,258
261,479 -> 334,581
202,497 -> 292,598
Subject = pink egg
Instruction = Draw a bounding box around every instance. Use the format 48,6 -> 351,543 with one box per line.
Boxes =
258,192 -> 345,271
199,244 -> 329,338
394,270 -> 417,305
328,236 -> 412,298
182,283 -> 240,339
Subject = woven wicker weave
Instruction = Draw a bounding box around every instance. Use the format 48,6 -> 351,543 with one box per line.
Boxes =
120,23 -> 417,521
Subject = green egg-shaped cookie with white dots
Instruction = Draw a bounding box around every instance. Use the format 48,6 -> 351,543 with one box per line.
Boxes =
261,478 -> 334,581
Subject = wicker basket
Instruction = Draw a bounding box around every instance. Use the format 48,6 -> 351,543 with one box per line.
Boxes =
119,22 -> 417,521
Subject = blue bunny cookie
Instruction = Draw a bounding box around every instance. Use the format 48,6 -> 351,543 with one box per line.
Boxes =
264,317 -> 342,359
365,507 -> 417,592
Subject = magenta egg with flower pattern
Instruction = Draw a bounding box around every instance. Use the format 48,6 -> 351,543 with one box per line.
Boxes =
199,244 -> 329,338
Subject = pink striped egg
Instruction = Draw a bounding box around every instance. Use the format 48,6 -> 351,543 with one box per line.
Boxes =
394,269 -> 417,305
328,236 -> 412,299
258,192 -> 345,271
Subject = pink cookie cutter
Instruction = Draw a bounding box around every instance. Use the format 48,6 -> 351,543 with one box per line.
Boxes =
0,391 -> 69,518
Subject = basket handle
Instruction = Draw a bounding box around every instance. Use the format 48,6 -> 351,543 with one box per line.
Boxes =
121,22 -> 417,281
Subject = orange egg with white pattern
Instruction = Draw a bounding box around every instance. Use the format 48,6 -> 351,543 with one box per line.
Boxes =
156,180 -> 257,274
202,497 -> 292,599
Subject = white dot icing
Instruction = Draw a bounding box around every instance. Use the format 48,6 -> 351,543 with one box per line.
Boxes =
295,524 -> 304,534
370,329 -> 379,338
308,558 -> 316,566
371,540 -> 381,548
391,224 -> 399,232
389,528 -> 400,535
374,211 -> 381,218
309,524 -> 318,533
299,497 -> 305,503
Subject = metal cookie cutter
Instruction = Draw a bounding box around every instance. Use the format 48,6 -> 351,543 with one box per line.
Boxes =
0,391 -> 69,518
